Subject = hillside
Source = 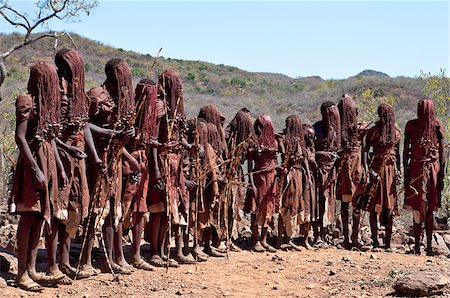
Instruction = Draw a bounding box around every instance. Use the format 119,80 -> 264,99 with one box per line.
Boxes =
0,32 -> 426,131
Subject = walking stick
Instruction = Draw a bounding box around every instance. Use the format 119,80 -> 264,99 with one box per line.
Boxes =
193,117 -> 201,269
161,73 -> 183,272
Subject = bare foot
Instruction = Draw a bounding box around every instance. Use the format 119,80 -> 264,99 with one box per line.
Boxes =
288,240 -> 302,252
252,241 -> 265,253
75,265 -> 99,280
261,241 -> 277,252
48,267 -> 72,285
16,272 -> 43,292
304,237 -> 312,250
204,246 -> 226,258
173,253 -> 196,264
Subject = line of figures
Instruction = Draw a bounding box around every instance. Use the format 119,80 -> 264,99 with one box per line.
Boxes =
9,48 -> 445,292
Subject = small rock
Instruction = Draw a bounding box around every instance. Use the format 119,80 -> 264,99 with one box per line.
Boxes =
0,247 -> 18,274
394,271 -> 449,297
325,260 -> 333,266
442,233 -> 450,245
186,270 -> 193,274
0,277 -> 7,288
432,233 -> 450,256
333,228 -> 340,239
329,270 -> 336,276
370,254 -> 377,260
272,255 -> 283,261
306,284 -> 316,289
272,286 -> 278,290
175,290 -> 182,296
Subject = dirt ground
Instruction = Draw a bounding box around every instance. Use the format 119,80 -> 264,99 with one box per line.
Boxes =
3,246 -> 450,298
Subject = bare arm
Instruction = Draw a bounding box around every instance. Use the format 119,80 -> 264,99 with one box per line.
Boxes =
362,132 -> 370,183
88,122 -> 118,138
15,119 -> 46,189
122,147 -> 140,172
83,124 -> 102,165
151,147 -> 161,180
403,125 -> 412,189
51,138 -> 68,189
438,133 -> 445,192
395,142 -> 401,172
247,157 -> 257,195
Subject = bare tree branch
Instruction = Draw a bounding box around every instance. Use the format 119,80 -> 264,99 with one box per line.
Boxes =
0,8 -> 29,32
29,0 -> 69,35
0,58 -> 6,101
0,0 -> 97,101
1,32 -> 75,59
4,5 -> 31,29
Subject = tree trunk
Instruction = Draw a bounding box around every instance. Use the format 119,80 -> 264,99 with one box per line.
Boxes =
0,58 -> 6,102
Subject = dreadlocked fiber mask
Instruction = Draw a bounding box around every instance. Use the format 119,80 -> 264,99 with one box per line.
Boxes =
285,115 -> 305,153
104,58 -> 134,117
134,79 -> 158,143
206,122 -> 223,153
338,94 -> 358,146
417,98 -> 437,144
320,101 -> 341,149
303,124 -> 315,147
320,101 -> 335,119
254,114 -> 276,149
377,103 -> 397,145
55,48 -> 87,120
158,70 -> 184,119
228,108 -> 254,139
28,61 -> 61,136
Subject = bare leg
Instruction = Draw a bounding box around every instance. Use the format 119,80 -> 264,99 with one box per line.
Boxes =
425,211 -> 434,256
59,223 -> 72,269
44,218 -> 59,275
385,214 -> 393,250
75,216 -> 99,279
413,222 -> 422,255
16,214 -> 38,284
369,212 -> 379,247
81,216 -> 96,269
102,212 -> 115,267
114,222 -> 129,267
351,210 -> 363,249
15,213 -> 45,291
148,212 -> 161,257
302,223 -> 312,249
175,225 -> 183,257
204,228 -> 225,257
260,227 -> 276,252
173,225 -> 195,263
42,219 -> 73,284
159,214 -> 169,258
192,228 -> 208,261
131,213 -> 144,264
312,222 -> 319,243
147,212 -> 166,267
341,202 -> 350,247
250,214 -> 259,246
182,225 -> 190,251
27,215 -> 45,282
276,216 -> 284,248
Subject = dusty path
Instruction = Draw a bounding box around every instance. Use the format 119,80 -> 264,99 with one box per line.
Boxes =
3,248 -> 450,298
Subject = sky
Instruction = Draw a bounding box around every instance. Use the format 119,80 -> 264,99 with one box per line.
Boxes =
0,1 -> 449,79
